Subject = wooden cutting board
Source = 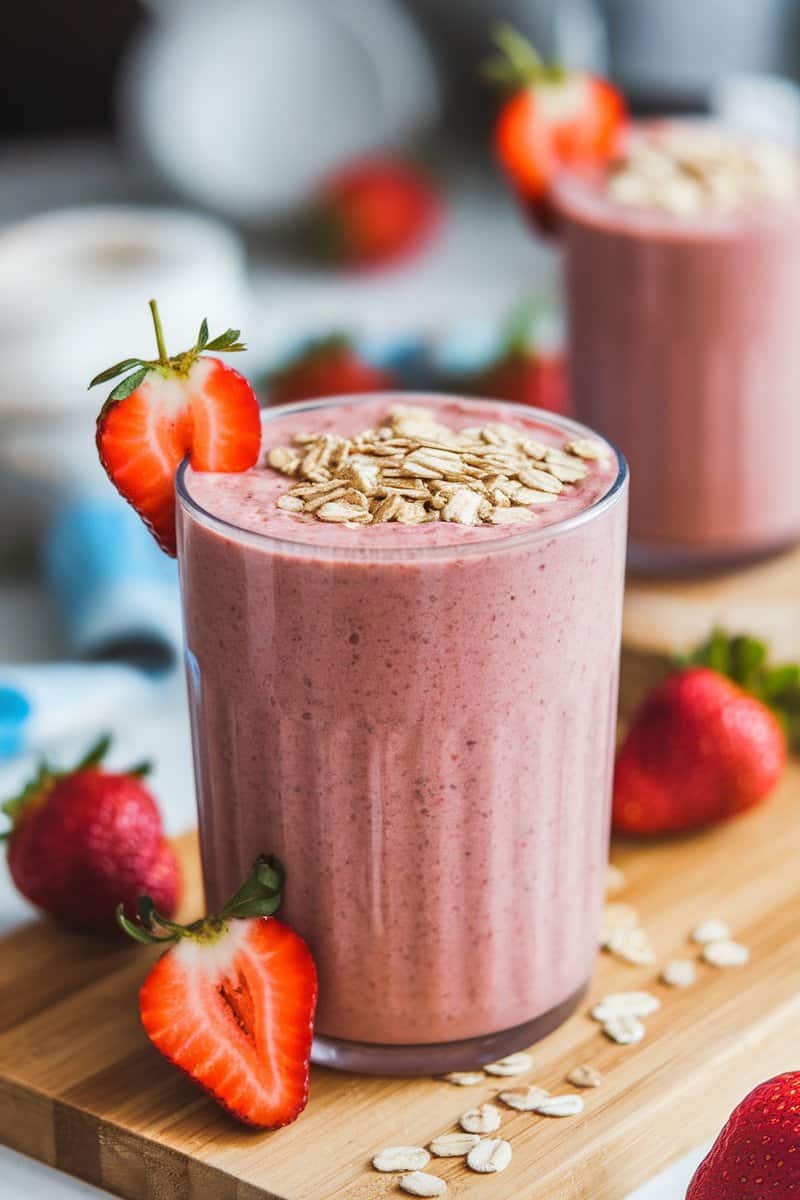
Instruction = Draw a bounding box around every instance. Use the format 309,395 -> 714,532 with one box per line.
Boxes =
1,767 -> 800,1200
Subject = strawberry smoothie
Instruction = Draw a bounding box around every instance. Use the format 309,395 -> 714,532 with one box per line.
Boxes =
177,394 -> 627,1073
555,123 -> 800,570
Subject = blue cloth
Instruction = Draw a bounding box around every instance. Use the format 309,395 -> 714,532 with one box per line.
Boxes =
43,495 -> 182,671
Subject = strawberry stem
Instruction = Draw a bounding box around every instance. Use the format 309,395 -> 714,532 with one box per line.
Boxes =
117,855 -> 285,945
149,299 -> 169,366
482,23 -> 567,89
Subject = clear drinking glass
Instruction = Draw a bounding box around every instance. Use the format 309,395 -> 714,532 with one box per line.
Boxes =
176,394 -> 628,1074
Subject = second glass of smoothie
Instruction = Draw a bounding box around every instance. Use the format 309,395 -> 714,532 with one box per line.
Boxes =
556,122 -> 800,571
177,394 -> 627,1073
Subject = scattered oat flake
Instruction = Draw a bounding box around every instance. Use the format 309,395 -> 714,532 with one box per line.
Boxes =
702,939 -> 749,968
439,1071 -> 485,1086
459,1103 -> 502,1134
606,864 -> 626,895
590,992 -> 661,1022
429,1132 -> 481,1157
692,918 -> 732,945
484,1053 -> 533,1077
567,1065 -> 603,1089
661,959 -> 697,988
372,1147 -> 430,1173
466,1138 -> 513,1174
600,903 -> 639,945
498,1085 -> 550,1111
605,927 -> 657,966
602,1014 -> 645,1045
535,1094 -> 584,1117
400,1171 -> 447,1197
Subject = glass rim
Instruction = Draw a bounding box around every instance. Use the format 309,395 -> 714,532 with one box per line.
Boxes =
176,392 -> 629,562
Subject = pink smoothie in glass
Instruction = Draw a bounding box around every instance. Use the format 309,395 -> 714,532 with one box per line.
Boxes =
177,394 -> 627,1073
555,122 -> 800,571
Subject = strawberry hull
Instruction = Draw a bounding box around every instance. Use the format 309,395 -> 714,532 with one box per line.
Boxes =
176,395 -> 627,1072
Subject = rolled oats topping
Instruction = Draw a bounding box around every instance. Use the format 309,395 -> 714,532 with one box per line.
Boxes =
267,405 -> 601,527
607,124 -> 799,217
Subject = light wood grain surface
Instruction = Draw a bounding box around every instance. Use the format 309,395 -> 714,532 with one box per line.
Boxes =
1,765 -> 798,1199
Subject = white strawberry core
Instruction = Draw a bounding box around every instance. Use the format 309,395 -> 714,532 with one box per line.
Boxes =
173,917 -> 252,978
536,74 -> 589,124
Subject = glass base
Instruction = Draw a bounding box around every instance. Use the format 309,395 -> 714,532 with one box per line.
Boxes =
627,536 -> 798,577
310,981 -> 589,1076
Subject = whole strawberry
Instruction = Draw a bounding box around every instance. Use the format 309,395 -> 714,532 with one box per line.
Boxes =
309,157 -> 441,269
2,735 -> 180,932
687,1073 -> 800,1199
468,303 -> 571,415
613,665 -> 786,836
484,25 -> 627,233
267,335 -> 395,406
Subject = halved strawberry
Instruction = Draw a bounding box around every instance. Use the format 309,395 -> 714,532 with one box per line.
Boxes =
91,301 -> 262,555
119,858 -> 317,1129
485,25 -> 627,232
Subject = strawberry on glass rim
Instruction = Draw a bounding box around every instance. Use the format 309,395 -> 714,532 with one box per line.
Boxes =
484,24 -> 628,233
119,856 -> 317,1129
91,300 -> 262,556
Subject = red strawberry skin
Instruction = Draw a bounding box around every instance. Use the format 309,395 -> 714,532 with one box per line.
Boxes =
268,341 -> 395,407
494,75 -> 626,233
312,158 -> 441,268
687,1073 -> 800,1199
140,916 -> 317,1128
7,770 -> 178,932
97,356 -> 261,556
473,350 -> 571,416
613,667 -> 786,836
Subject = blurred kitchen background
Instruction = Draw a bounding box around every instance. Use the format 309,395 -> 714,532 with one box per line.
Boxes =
2,0 -> 800,841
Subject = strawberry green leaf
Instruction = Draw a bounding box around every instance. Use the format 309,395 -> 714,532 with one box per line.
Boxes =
481,23 -> 566,89
89,358 -> 144,389
197,318 -> 209,351
76,733 -> 112,771
681,628 -> 800,753
204,328 -> 245,352
108,367 -> 150,402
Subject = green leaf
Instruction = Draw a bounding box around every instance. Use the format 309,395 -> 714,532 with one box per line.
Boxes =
729,635 -> 767,687
127,760 -> 152,778
108,367 -> 149,402
762,664 -> 800,699
680,628 -> 800,756
89,359 -> 143,389
76,733 -> 112,772
197,318 -> 209,351
225,895 -> 282,919
204,328 -> 244,352
117,906 -> 160,944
